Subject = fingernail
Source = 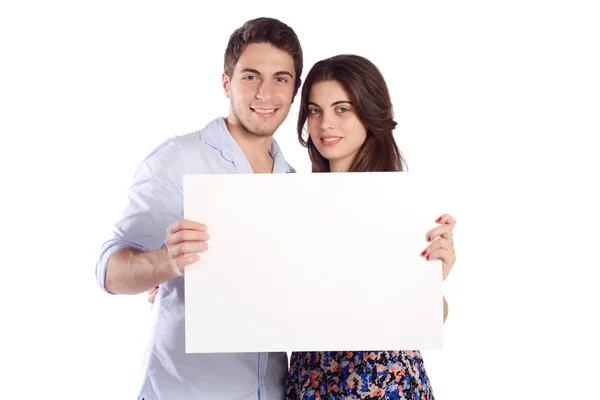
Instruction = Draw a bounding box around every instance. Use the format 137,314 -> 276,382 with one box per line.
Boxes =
155,286 -> 159,289
436,217 -> 442,223
420,250 -> 427,256
426,255 -> 430,260
427,236 -> 431,242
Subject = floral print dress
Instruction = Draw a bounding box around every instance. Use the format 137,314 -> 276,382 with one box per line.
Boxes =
286,350 -> 435,399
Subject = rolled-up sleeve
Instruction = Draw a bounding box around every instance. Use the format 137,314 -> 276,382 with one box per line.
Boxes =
95,141 -> 183,294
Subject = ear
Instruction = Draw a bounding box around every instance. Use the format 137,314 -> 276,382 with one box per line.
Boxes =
291,78 -> 302,103
222,72 -> 231,99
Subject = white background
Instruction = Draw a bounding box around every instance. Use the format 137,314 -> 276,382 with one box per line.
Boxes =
1,1 -> 599,399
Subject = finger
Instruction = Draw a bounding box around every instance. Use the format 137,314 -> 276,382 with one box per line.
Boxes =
165,229 -> 210,246
420,238 -> 453,257
167,219 -> 207,235
168,241 -> 209,258
147,286 -> 159,303
427,226 -> 454,242
426,248 -> 456,267
147,286 -> 159,295
174,253 -> 201,269
435,214 -> 456,227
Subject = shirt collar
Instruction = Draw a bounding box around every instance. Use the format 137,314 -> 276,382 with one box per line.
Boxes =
201,117 -> 295,173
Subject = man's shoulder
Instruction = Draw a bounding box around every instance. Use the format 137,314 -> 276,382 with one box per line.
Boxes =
174,117 -> 225,147
140,118 -> 223,170
139,135 -> 190,173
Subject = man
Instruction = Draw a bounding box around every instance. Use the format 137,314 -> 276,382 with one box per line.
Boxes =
96,17 -> 303,399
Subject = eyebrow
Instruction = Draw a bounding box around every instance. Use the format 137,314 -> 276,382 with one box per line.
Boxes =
240,68 -> 294,79
308,100 -> 354,107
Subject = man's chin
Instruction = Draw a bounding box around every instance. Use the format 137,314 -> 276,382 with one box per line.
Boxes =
246,120 -> 283,137
250,129 -> 277,138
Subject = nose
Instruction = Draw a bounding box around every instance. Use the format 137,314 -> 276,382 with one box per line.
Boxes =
320,111 -> 335,131
255,80 -> 274,103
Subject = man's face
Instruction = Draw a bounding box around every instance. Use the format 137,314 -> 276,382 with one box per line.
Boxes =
223,42 -> 297,137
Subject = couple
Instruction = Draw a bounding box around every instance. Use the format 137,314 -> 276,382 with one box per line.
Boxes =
96,17 -> 457,400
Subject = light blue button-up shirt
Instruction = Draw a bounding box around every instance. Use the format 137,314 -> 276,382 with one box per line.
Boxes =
96,117 -> 295,400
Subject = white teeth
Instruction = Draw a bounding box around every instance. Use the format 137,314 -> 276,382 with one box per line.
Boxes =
253,108 -> 276,114
322,137 -> 341,142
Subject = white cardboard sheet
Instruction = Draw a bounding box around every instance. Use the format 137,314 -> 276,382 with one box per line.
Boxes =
184,172 -> 443,353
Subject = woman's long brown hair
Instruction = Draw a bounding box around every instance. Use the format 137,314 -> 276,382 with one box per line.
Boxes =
297,54 -> 407,172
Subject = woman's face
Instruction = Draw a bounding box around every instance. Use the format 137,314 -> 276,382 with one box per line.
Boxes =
307,80 -> 368,172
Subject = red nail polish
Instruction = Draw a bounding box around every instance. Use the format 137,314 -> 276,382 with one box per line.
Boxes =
436,217 -> 442,223
427,236 -> 431,242
155,286 -> 159,289
426,255 -> 430,260
421,250 -> 427,256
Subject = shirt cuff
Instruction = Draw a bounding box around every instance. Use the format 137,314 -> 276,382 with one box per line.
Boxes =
95,240 -> 148,294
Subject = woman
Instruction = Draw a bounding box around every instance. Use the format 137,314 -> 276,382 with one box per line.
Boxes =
285,54 -> 456,399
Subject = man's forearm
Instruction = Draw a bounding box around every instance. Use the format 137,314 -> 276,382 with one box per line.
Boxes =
105,247 -> 176,295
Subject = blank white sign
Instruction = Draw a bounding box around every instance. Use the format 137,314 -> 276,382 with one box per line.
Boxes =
184,172 -> 443,353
